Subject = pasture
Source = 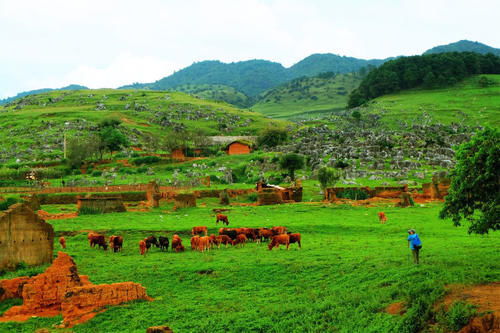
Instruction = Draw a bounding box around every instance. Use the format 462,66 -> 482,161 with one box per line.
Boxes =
1,201 -> 499,332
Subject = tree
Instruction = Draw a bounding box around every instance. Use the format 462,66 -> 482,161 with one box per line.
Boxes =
279,153 -> 304,181
257,126 -> 288,148
439,127 -> 499,234
99,127 -> 129,157
317,167 -> 340,190
66,135 -> 101,168
351,110 -> 361,123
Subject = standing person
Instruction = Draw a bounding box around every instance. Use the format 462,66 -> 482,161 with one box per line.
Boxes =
407,229 -> 422,264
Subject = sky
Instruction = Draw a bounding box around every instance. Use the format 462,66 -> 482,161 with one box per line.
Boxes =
1,0 -> 499,98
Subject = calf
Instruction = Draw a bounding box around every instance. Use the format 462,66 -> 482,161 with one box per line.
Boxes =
258,228 -> 273,243
172,234 -> 183,251
191,235 -> 200,250
192,226 -> 208,236
159,236 -> 169,251
59,236 -> 66,249
272,226 -> 287,235
216,214 -> 229,225
232,234 -> 247,247
144,235 -> 159,251
209,234 -> 217,248
288,233 -> 302,249
220,229 -> 237,240
198,236 -> 211,252
268,234 -> 290,250
215,235 -> 232,248
88,232 -> 94,246
90,234 -> 108,251
109,235 -> 123,252
378,212 -> 387,224
139,240 -> 146,256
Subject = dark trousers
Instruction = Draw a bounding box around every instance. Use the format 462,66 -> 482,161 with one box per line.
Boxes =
412,248 -> 420,264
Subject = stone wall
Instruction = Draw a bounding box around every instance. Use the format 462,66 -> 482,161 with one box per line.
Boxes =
0,204 -> 54,270
258,188 -> 283,205
77,196 -> 126,214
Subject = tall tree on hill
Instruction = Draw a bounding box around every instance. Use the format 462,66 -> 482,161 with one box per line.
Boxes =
439,127 -> 499,234
97,117 -> 129,157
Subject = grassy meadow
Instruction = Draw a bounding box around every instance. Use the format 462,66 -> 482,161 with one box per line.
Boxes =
360,75 -> 500,128
1,200 -> 499,332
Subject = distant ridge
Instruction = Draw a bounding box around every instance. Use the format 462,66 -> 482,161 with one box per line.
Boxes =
424,40 -> 500,56
0,84 -> 88,105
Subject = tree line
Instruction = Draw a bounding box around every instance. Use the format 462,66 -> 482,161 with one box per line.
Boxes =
348,52 -> 500,108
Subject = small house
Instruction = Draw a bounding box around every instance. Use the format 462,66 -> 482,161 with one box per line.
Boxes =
225,140 -> 252,155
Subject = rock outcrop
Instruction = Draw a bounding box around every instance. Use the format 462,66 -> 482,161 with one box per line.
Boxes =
0,252 -> 152,327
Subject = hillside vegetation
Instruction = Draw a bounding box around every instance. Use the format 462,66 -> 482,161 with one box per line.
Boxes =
0,84 -> 88,106
252,73 -> 362,119
348,52 -> 500,108
166,83 -> 253,108
356,74 -> 500,128
0,89 -> 278,164
424,40 -> 500,56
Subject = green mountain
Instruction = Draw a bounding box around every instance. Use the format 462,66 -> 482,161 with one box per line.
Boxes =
424,40 -> 500,56
252,72 -> 362,119
0,84 -> 88,106
169,84 -> 254,108
288,54 -> 387,78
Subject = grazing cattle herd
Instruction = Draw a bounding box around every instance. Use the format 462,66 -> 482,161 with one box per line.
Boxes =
80,224 -> 302,257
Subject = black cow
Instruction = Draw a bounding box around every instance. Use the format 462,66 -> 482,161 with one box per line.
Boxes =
145,235 -> 159,250
220,229 -> 238,240
159,236 -> 169,251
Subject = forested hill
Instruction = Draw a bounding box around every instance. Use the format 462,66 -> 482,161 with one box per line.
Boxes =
424,40 -> 500,56
119,55 -> 390,97
0,84 -> 88,105
288,53 -> 388,78
348,52 -> 500,108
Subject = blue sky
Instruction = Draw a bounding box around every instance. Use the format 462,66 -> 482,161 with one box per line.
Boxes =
1,0 -> 499,98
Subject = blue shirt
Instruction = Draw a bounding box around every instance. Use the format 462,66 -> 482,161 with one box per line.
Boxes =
407,234 -> 422,250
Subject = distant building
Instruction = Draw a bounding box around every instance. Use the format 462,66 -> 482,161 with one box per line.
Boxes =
171,148 -> 185,160
225,141 -> 252,155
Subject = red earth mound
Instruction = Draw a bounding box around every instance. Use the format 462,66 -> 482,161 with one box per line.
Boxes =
0,252 -> 152,328
439,282 -> 500,333
386,301 -> 406,315
37,210 -> 78,220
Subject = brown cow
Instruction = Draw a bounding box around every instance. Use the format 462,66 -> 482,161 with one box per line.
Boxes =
215,235 -> 232,248
258,228 -> 273,243
198,236 -> 211,252
59,236 -> 66,249
88,232 -> 94,246
139,240 -> 146,256
378,212 -> 387,224
89,234 -> 108,251
109,235 -> 123,252
232,234 -> 247,247
192,226 -> 208,236
272,226 -> 287,235
191,235 -> 200,250
208,234 -> 217,248
288,233 -> 302,249
216,214 -> 229,225
175,244 -> 185,252
172,234 -> 183,251
268,234 -> 290,250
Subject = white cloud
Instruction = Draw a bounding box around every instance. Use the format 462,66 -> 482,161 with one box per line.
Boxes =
0,0 -> 499,98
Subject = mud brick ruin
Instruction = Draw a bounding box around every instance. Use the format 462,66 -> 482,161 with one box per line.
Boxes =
0,203 -> 54,270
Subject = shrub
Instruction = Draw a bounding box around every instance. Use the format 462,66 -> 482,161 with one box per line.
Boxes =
257,127 -> 289,147
91,170 -> 103,177
131,156 -> 161,165
247,193 -> 258,202
334,160 -> 350,169
279,153 -> 304,180
436,301 -> 476,332
317,167 -> 340,190
337,189 -> 369,200
0,197 -> 20,210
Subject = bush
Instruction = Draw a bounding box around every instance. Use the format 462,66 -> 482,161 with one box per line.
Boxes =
317,167 -> 340,190
436,301 -> 476,332
91,170 -> 103,177
257,127 -> 289,147
334,160 -> 350,169
247,193 -> 258,202
131,156 -> 161,165
337,189 -> 369,200
0,197 -> 20,210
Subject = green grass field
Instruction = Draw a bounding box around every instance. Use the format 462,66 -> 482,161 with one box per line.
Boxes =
1,200 -> 498,332
360,75 -> 500,128
252,74 -> 361,120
